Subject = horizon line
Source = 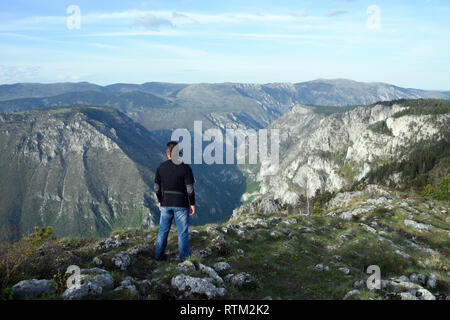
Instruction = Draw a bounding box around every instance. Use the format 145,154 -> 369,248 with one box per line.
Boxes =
1,78 -> 449,92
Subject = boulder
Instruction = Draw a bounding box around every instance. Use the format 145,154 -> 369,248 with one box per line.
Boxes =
61,268 -> 114,300
213,262 -> 231,274
400,292 -> 418,300
171,274 -> 226,299
386,278 -> 421,293
95,236 -> 123,250
113,277 -> 139,298
343,289 -> 360,300
92,257 -> 103,266
199,264 -> 224,285
177,260 -> 196,273
403,220 -> 432,232
11,279 -> 57,299
112,252 -> 131,270
426,274 -> 437,289
416,288 -> 436,300
225,272 -> 254,288
62,282 -> 103,300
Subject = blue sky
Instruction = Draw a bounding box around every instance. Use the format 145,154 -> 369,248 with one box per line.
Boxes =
0,0 -> 449,90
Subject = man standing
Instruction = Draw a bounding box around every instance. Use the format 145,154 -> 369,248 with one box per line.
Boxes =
154,141 -> 196,262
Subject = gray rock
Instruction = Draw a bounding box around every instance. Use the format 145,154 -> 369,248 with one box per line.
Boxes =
360,223 -> 377,234
404,219 -> 432,232
62,282 -> 103,300
171,274 -> 226,299
340,207 -> 373,221
11,279 -> 57,299
395,249 -> 410,259
426,274 -> 437,289
339,267 -> 350,275
135,279 -> 152,297
299,226 -> 313,233
61,268 -> 113,300
225,272 -> 253,288
113,284 -> 138,297
398,275 -> 410,283
112,251 -> 131,270
199,264 -> 224,285
80,268 -> 114,290
198,248 -> 212,258
409,273 -> 418,283
417,274 -> 427,285
213,262 -> 231,274
400,292 -> 418,300
95,237 -> 123,250
387,278 -> 421,293
343,289 -> 360,300
177,260 -> 196,273
128,245 -> 150,256
283,218 -> 297,225
92,257 -> 103,266
313,264 -> 329,271
416,288 -> 436,300
114,277 -> 139,297
258,198 -> 281,215
269,231 -> 280,238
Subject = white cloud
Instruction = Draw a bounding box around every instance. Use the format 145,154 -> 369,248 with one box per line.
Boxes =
292,10 -> 308,17
326,9 -> 349,17
80,30 -> 186,37
0,65 -> 41,83
133,14 -> 174,29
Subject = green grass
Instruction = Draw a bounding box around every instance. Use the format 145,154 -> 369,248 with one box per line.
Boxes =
1,188 -> 449,300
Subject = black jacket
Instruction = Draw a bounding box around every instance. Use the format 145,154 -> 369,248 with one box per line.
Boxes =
154,160 -> 196,207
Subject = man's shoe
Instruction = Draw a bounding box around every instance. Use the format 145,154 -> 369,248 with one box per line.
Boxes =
155,253 -> 168,261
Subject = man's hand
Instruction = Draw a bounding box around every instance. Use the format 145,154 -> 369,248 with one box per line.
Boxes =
158,202 -> 161,210
189,205 -> 195,216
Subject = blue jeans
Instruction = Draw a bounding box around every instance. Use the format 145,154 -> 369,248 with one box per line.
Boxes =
155,206 -> 191,262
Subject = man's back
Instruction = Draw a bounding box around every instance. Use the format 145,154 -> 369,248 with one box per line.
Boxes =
154,160 -> 195,208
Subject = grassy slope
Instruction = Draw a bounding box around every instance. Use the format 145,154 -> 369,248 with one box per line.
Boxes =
1,186 -> 448,300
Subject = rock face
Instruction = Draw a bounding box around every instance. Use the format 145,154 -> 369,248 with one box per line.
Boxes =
0,106 -> 163,241
11,279 -> 57,299
2,80 -> 448,127
0,105 -> 247,235
254,101 -> 449,204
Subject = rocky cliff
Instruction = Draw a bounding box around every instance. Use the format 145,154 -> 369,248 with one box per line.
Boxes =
0,106 -> 164,241
1,80 -> 449,132
250,99 -> 450,206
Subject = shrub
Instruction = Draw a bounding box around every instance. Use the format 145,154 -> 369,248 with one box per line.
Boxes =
421,173 -> 450,200
368,120 -> 393,136
0,226 -> 54,291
